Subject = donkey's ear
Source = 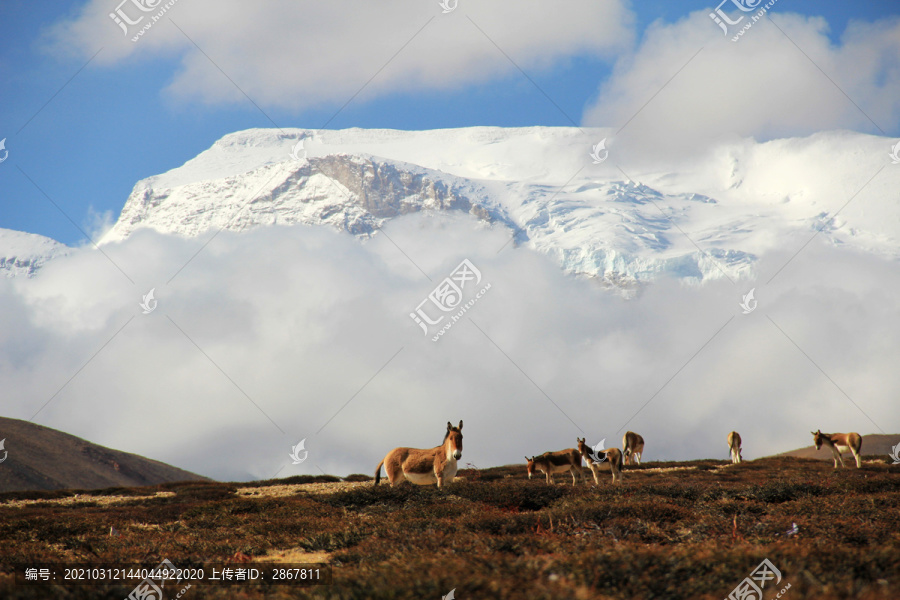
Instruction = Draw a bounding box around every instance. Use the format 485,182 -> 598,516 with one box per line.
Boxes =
447,421 -> 452,430
458,420 -> 463,430
810,431 -> 815,435
525,456 -> 529,461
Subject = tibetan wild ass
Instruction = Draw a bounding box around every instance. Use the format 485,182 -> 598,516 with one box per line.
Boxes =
577,437 -> 623,484
374,421 -> 463,487
622,431 -> 644,466
727,431 -> 742,464
526,449 -> 583,486
812,429 -> 862,469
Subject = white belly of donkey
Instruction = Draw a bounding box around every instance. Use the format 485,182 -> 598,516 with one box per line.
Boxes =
404,471 -> 438,485
404,460 -> 457,485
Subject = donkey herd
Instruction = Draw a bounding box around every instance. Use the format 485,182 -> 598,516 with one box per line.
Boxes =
373,421 -> 865,487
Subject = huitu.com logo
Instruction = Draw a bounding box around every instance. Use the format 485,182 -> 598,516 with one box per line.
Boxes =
585,438 -> 608,464
740,288 -> 757,314
290,139 -> 306,161
110,0 -> 181,42
0,138 -> 8,163
438,0 -> 458,14
289,439 -> 308,464
709,0 -> 761,34
725,558 -> 790,600
710,0 -> 780,42
889,140 -> 900,165
140,288 -> 158,314
410,259 -> 491,342
589,139 -> 608,164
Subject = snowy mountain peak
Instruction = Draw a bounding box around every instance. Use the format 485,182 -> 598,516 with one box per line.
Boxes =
91,126 -> 900,288
0,228 -> 70,278
101,153 -> 513,243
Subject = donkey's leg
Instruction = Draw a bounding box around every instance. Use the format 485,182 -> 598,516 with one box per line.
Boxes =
387,461 -> 403,486
831,447 -> 844,468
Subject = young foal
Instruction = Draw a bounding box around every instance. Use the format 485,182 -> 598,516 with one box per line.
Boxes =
812,429 -> 862,469
526,449 -> 583,486
577,437 -> 623,484
727,431 -> 742,464
374,421 -> 463,487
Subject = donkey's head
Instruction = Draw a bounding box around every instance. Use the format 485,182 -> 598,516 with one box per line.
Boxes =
445,420 -> 463,460
811,429 -> 825,449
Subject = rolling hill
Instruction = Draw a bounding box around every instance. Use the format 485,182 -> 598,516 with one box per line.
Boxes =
0,416 -> 208,493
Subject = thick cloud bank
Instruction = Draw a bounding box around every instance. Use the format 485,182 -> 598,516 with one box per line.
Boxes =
584,12 -> 900,162
48,0 -> 631,111
2,214 -> 897,480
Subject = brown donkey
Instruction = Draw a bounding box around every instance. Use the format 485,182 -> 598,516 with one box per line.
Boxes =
526,449 -> 583,486
375,421 -> 463,487
727,431 -> 742,464
577,437 -> 623,484
622,431 -> 644,466
812,429 -> 862,469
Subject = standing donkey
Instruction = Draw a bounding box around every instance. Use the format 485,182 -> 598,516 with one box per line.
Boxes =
577,437 -> 623,484
526,448 -> 583,486
622,431 -> 644,466
374,421 -> 463,487
727,431 -> 742,464
812,429 -> 862,469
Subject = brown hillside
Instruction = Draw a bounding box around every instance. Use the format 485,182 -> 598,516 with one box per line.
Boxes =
777,433 -> 900,461
0,416 -> 209,492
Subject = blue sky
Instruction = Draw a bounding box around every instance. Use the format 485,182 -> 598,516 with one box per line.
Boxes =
1,0 -> 898,246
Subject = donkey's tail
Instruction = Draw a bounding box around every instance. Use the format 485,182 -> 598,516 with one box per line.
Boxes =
374,458 -> 385,485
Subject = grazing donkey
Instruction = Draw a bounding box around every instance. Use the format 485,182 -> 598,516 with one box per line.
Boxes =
526,449 -> 583,486
812,429 -> 862,469
622,431 -> 644,466
374,421 -> 463,487
727,431 -> 743,464
577,437 -> 623,484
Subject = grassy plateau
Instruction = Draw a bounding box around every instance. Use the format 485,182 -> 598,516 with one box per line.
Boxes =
0,456 -> 898,599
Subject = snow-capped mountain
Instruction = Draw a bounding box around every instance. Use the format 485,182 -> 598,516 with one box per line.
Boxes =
103,153 -> 513,241
9,127 -> 900,285
0,228 -> 70,278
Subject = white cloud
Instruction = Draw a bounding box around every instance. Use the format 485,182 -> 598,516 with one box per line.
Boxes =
84,206 -> 116,243
583,11 -> 900,164
2,214 -> 897,481
47,0 -> 632,111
